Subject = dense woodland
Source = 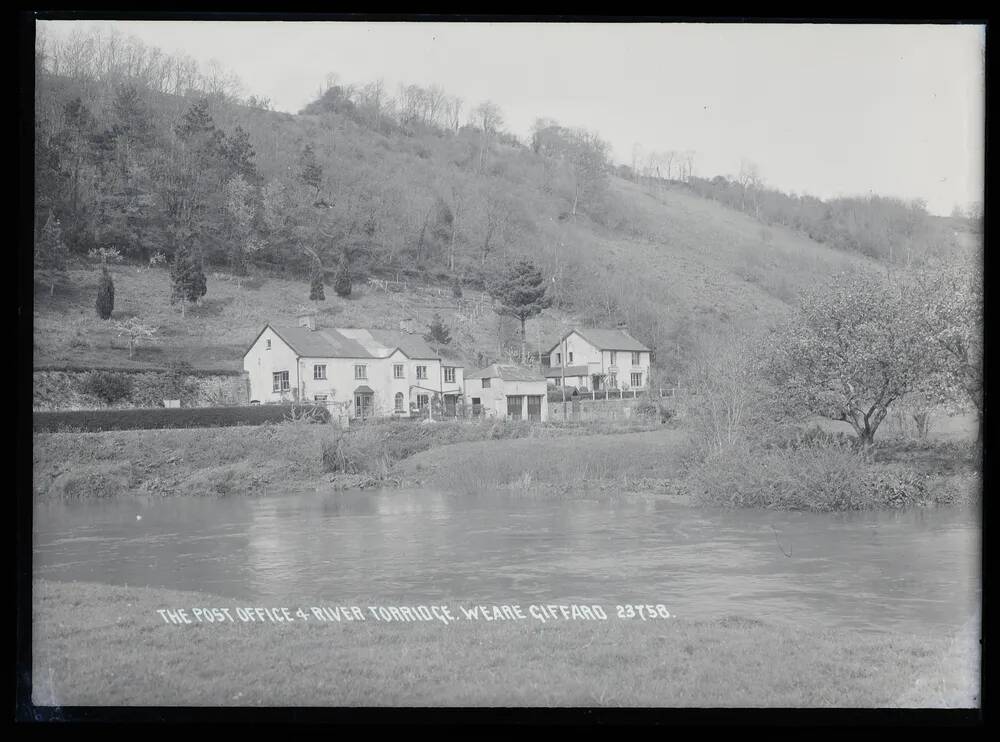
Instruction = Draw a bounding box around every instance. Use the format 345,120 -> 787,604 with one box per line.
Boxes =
33,26 -> 980,386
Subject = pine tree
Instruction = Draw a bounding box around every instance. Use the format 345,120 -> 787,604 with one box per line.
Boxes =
223,126 -> 260,184
35,213 -> 68,296
95,266 -> 115,319
487,257 -> 552,363
309,265 -> 326,301
423,313 -> 452,355
298,144 -> 323,196
170,245 -> 207,318
334,256 -> 351,298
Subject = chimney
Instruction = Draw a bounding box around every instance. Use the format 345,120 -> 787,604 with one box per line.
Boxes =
616,319 -> 629,334
298,308 -> 317,331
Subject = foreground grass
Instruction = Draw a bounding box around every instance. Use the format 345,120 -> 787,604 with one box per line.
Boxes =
31,580 -> 978,707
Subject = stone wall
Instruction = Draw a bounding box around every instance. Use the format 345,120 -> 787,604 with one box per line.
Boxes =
32,369 -> 250,411
548,397 -> 636,422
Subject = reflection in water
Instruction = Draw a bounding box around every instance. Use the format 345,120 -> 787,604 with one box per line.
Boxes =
34,489 -> 980,635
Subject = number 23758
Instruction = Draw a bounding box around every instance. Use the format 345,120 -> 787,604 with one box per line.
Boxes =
616,604 -> 671,620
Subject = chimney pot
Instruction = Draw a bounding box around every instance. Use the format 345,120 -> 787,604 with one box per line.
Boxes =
298,310 -> 317,331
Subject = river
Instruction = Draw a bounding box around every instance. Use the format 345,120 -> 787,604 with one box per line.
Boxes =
33,489 -> 980,635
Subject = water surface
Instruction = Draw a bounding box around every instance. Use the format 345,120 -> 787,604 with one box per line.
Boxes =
34,489 -> 980,635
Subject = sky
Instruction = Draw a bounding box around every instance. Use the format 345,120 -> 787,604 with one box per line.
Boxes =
39,20 -> 985,216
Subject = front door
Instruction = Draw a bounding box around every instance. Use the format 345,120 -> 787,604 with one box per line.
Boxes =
444,394 -> 457,417
354,393 -> 373,419
507,395 -> 523,420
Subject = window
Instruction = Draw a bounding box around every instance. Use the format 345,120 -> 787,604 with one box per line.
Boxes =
265,339 -> 271,350
272,370 -> 290,392
393,364 -> 404,379
416,366 -> 427,380
444,367 -> 455,383
631,372 -> 642,388
313,364 -> 327,380
632,352 -> 641,366
609,351 -> 617,366
555,352 -> 561,365
416,394 -> 429,410
608,373 -> 618,388
482,378 -> 491,389
354,364 -> 367,380
314,394 -> 328,402
568,352 -> 574,363
394,392 -> 405,412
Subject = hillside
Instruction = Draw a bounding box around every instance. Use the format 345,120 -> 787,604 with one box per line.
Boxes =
33,177 -> 874,376
32,47 -> 881,380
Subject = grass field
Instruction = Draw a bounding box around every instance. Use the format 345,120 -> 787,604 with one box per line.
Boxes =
30,579 -> 979,707
395,428 -> 691,495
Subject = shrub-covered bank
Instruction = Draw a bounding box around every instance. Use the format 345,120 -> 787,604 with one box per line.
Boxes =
33,424 -> 330,500
682,429 -> 980,511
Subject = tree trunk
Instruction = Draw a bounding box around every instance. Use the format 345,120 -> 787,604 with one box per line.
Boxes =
520,317 -> 527,364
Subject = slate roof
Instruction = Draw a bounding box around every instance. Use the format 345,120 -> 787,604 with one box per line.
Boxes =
543,365 -> 591,378
465,364 -> 545,382
247,325 -> 445,361
546,328 -> 650,354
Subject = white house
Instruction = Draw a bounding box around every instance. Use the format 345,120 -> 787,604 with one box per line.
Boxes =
463,364 -> 549,422
243,312 -> 464,420
545,328 -> 652,391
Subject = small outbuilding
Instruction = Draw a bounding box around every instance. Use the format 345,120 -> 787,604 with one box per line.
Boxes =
464,364 -> 549,422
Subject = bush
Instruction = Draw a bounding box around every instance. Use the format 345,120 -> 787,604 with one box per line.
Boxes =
33,404 -> 330,432
79,371 -> 133,405
684,441 -> 928,511
632,398 -> 673,423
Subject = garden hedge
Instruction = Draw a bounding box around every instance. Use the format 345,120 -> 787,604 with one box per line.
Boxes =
34,404 -> 330,432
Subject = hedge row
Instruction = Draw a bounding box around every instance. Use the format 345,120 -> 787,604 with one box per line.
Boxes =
34,364 -> 244,377
33,404 -> 330,432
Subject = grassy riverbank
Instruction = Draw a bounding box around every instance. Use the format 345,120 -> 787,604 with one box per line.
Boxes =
32,420 -> 669,500
33,419 -> 979,508
31,579 -> 978,707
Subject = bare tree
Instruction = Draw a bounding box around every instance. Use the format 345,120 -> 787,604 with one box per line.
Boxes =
471,101 -> 504,173
446,95 -> 464,132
